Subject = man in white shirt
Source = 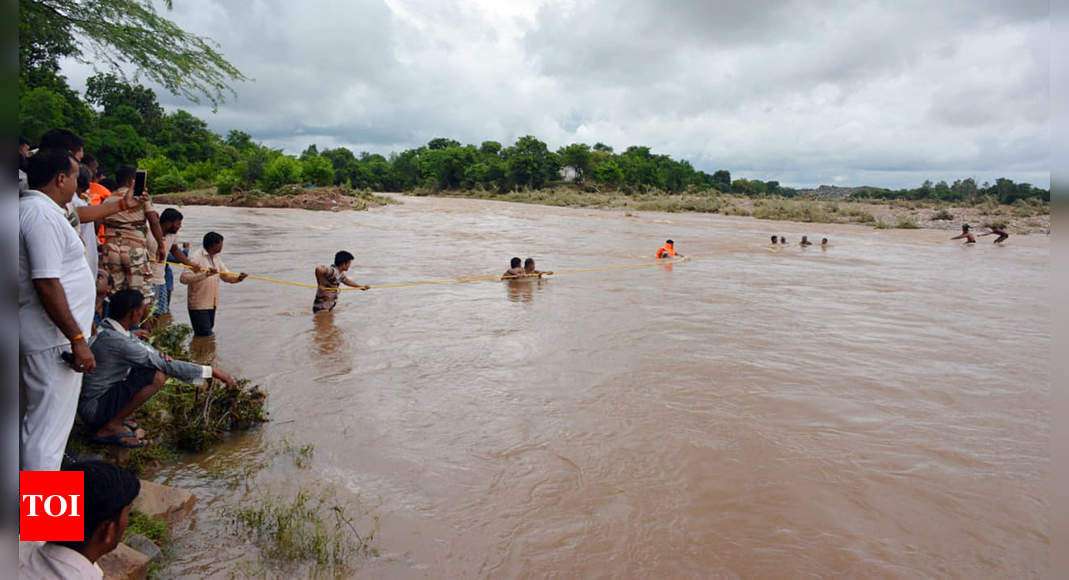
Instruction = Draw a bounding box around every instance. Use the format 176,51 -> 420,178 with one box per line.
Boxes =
19,460 -> 141,579
19,148 -> 97,471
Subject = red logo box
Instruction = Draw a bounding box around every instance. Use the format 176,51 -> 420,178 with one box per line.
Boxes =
20,471 -> 85,541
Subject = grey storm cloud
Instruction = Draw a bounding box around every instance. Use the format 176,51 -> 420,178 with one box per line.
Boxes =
60,0 -> 1049,188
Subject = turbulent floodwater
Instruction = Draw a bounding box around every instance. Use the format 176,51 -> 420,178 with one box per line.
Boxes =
153,196 -> 1048,578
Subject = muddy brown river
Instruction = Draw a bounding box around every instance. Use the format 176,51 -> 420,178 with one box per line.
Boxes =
152,195 -> 1048,578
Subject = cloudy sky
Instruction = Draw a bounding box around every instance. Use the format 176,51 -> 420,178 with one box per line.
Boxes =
61,0 -> 1049,188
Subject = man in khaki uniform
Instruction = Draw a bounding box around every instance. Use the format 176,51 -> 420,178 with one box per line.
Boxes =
100,165 -> 165,302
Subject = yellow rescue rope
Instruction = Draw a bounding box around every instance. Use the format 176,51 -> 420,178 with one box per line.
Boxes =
153,256 -> 689,291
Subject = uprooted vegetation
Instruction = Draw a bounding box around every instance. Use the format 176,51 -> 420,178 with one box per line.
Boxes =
67,323 -> 269,474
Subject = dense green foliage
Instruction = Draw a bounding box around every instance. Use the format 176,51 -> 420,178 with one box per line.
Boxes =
19,0 -> 246,108
19,59 -> 1048,202
848,178 -> 1048,204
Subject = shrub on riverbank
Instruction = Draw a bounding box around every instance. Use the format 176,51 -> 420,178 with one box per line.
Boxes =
66,323 -> 269,474
752,199 -> 834,223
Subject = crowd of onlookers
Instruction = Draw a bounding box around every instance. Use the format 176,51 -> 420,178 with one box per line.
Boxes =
18,129 -> 247,575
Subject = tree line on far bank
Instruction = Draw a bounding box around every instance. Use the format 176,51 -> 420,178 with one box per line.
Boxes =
20,72 -> 1048,206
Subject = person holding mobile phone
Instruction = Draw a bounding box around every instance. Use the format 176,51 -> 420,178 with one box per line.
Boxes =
100,165 -> 165,303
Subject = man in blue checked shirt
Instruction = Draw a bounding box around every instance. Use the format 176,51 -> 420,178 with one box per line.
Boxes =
78,289 -> 236,448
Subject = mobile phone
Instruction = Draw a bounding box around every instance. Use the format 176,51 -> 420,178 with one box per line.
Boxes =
60,351 -> 75,368
133,169 -> 147,198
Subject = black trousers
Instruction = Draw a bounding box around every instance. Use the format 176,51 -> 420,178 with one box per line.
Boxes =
189,309 -> 216,337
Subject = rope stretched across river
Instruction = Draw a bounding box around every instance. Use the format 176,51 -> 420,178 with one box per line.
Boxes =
152,256 -> 689,291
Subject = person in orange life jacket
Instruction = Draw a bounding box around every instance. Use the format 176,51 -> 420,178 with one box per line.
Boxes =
656,239 -> 683,259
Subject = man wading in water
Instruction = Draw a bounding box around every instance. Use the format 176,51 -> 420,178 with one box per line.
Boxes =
313,251 -> 369,313
979,226 -> 1010,244
951,224 -> 976,244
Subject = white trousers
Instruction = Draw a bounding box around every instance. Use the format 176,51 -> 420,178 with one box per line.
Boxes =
20,345 -> 82,471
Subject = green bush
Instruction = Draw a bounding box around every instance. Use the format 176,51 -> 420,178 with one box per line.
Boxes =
215,169 -> 241,195
181,160 -> 216,184
138,156 -> 180,191
931,208 -> 954,220
152,172 -> 189,193
301,156 -> 335,186
261,156 -> 304,192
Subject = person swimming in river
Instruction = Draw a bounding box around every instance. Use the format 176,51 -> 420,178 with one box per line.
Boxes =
656,239 -> 683,259
779,236 -> 787,244
950,224 -> 976,244
770,235 -> 778,245
523,257 -> 553,278
979,226 -> 1009,244
800,236 -> 813,247
821,237 -> 829,248
313,250 -> 369,313
502,257 -> 525,279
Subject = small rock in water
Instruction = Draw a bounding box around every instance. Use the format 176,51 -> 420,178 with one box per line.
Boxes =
123,533 -> 163,562
132,480 -> 196,524
98,543 -> 150,580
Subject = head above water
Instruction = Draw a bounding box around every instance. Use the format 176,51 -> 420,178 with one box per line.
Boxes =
771,235 -> 777,243
961,224 -> 970,232
334,250 -> 354,268
203,231 -> 224,254
511,257 -> 522,268
524,257 -> 536,271
779,236 -> 786,243
821,238 -> 828,244
801,235 -> 809,242
666,239 -> 674,245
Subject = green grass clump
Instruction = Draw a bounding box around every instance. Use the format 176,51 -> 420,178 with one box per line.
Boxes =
279,438 -> 315,469
931,208 -> 954,220
229,489 -> 379,575
125,510 -> 171,546
895,216 -> 920,229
